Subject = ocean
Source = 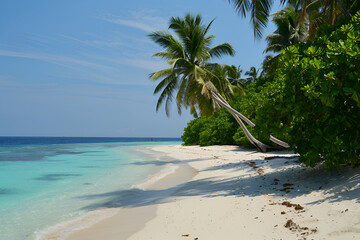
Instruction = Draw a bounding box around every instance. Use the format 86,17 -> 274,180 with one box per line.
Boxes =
0,137 -> 181,240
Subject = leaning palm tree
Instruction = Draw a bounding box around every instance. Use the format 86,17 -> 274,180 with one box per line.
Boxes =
149,13 -> 289,152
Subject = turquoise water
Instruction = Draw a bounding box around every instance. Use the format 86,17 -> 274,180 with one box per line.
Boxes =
0,139 -> 180,240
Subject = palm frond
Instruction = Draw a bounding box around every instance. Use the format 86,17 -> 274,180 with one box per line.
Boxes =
153,73 -> 176,94
155,75 -> 177,117
209,43 -> 235,58
148,31 -> 173,49
250,0 -> 274,38
228,0 -> 285,38
150,68 -> 173,80
149,13 -> 235,116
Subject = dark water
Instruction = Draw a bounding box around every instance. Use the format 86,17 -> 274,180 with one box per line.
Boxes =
0,137 -> 181,146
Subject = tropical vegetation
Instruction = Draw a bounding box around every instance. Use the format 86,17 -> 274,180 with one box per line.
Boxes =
150,2 -> 360,170
227,0 -> 360,38
148,13 -> 235,117
149,13 -> 290,152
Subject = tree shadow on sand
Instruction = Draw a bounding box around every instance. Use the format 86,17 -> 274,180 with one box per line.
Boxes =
76,156 -> 360,212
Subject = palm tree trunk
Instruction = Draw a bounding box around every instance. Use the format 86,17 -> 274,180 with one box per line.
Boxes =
210,91 -> 290,152
210,92 -> 270,152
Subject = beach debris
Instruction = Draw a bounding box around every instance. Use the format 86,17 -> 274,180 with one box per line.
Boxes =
279,184 -> 294,193
281,211 -> 286,214
282,201 -> 304,211
246,161 -> 265,174
272,178 -> 280,185
284,219 -> 317,236
264,156 -> 298,160
194,238 -> 198,240
279,187 -> 294,193
248,161 -> 258,168
283,183 -> 293,187
284,219 -> 298,229
182,234 -> 190,237
270,201 -> 304,211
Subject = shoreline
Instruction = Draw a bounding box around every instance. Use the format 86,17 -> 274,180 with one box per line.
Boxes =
39,145 -> 360,240
35,145 -> 197,240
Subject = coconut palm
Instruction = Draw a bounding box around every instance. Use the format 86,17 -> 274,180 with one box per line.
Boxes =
227,0 -> 355,39
260,4 -> 308,75
148,13 -> 235,118
245,66 -> 260,82
260,54 -> 279,77
225,65 -> 249,87
149,13 -> 289,152
305,0 -> 360,39
264,5 -> 308,54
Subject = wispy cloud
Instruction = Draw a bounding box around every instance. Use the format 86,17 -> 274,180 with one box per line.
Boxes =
0,49 -> 113,71
58,34 -> 123,48
0,48 -> 164,74
101,10 -> 167,32
120,58 -> 165,71
0,77 -> 154,102
0,10 -> 168,89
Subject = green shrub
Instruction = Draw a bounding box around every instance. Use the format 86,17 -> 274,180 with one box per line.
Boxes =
181,117 -> 211,145
233,128 -> 254,148
266,12 -> 360,170
182,108 -> 237,146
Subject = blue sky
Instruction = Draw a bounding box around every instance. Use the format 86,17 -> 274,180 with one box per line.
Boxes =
0,0 -> 280,137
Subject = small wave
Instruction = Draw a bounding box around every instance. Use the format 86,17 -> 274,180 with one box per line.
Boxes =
34,208 -> 119,240
131,164 -> 179,190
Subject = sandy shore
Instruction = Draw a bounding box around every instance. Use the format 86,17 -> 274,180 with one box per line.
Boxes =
65,145 -> 360,240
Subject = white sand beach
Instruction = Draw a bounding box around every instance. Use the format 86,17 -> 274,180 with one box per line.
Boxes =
64,145 -> 360,240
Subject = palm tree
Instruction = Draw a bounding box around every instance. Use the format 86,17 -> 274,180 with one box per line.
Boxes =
260,54 -> 279,77
225,65 -> 249,87
304,0 -> 360,39
148,13 -> 235,118
260,4 -> 308,75
245,66 -> 260,82
264,5 -> 308,54
227,0 -> 355,38
149,13 -> 289,152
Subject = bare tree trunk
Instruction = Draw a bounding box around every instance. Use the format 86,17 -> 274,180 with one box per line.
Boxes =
210,91 -> 290,152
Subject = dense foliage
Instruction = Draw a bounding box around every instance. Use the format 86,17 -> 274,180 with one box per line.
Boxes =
182,12 -> 360,170
270,12 -> 360,170
182,108 -> 237,146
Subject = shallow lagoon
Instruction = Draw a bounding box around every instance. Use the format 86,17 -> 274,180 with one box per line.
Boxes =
0,137 -> 180,240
